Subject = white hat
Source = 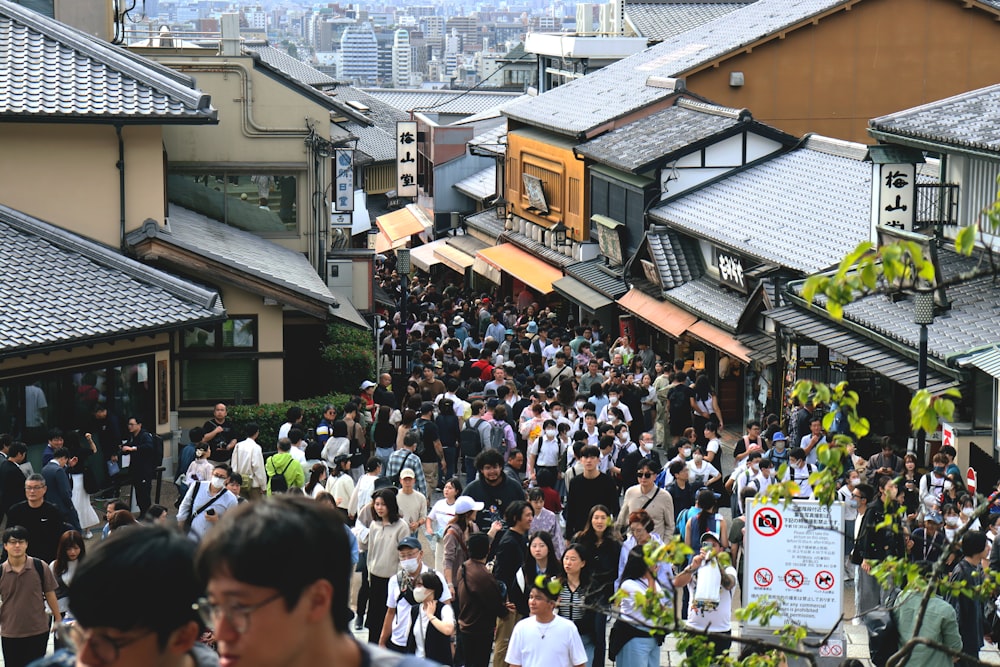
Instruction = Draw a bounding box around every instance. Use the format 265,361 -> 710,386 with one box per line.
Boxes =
452,316 -> 465,326
452,496 -> 485,515
400,468 -> 416,479
360,380 -> 377,390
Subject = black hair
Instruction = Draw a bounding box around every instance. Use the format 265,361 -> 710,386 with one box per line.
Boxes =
196,496 -> 353,633
365,457 -> 382,472
244,422 -> 259,438
189,426 -> 205,444
468,532 -> 491,559
579,444 -> 600,458
3,525 -> 28,543
72,526 -> 202,648
286,406 -> 303,423
789,447 -> 807,461
619,546 -> 650,583
855,483 -> 875,503
475,448 -> 504,471
145,505 -> 169,521
669,459 -> 686,476
373,488 -> 401,523
52,447 -> 70,460
525,531 -> 561,578
48,428 -> 64,441
333,420 -> 349,438
8,442 -> 26,458
962,530 -> 988,557
419,570 -> 445,600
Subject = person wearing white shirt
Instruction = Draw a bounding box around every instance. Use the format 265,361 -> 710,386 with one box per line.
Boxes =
799,416 -> 827,467
528,421 -> 564,483
673,531 -> 737,658
506,579 -> 587,667
380,536 -> 452,652
617,547 -> 667,667
348,458 -> 381,517
686,448 -> 721,490
597,389 -> 632,424
185,446 -> 215,484
782,447 -> 815,498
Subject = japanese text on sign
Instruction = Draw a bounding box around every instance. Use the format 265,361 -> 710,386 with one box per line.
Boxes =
876,163 -> 916,232
744,500 -> 844,631
396,121 -> 418,197
334,149 -> 355,212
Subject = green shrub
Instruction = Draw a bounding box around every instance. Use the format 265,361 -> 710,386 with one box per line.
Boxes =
227,393 -> 355,449
322,323 -> 376,394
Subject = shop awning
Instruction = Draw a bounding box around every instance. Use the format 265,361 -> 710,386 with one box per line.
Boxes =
473,256 -> 501,284
374,231 -> 408,254
769,305 -> 959,394
409,239 -> 451,273
617,288 -> 698,338
737,331 -> 778,367
553,275 -> 613,311
434,243 -> 475,274
687,320 -> 753,363
376,206 -> 426,244
476,244 -> 563,294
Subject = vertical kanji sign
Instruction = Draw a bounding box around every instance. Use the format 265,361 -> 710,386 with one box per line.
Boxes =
334,149 -> 354,212
876,162 -> 916,232
396,121 -> 418,197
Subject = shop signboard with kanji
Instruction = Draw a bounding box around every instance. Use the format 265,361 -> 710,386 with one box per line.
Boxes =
744,500 -> 843,631
396,121 -> 418,197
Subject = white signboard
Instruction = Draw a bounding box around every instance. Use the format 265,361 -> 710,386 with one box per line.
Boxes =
941,422 -> 954,450
331,211 -> 352,228
396,121 -> 418,197
744,499 -> 844,631
875,162 -> 916,232
334,149 -> 355,211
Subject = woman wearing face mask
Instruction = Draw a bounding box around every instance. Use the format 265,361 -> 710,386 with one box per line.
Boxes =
363,488 -> 411,640
406,571 -> 455,664
686,446 -> 721,491
941,504 -> 962,543
900,453 -> 920,528
838,470 -> 862,582
959,495 -> 981,531
528,419 -> 564,484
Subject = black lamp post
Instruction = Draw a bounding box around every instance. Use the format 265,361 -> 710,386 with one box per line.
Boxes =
915,292 -> 935,461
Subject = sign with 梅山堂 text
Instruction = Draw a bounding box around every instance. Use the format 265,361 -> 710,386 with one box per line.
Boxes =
743,499 -> 843,631
396,121 -> 418,197
334,149 -> 354,211
875,163 -> 916,232
716,249 -> 746,293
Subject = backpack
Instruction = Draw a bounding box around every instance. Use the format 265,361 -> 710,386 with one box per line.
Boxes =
668,385 -> 689,413
0,557 -> 44,591
488,421 -> 506,453
269,457 -> 293,493
863,588 -> 900,667
411,421 -> 428,457
460,419 -> 484,458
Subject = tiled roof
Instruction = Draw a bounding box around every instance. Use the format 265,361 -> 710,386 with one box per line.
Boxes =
645,225 -> 703,289
454,164 -> 497,202
343,121 -> 396,162
451,97 -> 528,126
577,99 -> 747,172
869,83 -> 1000,155
625,1 -> 751,41
564,259 -> 629,299
0,0 -> 216,122
464,208 -> 507,241
362,89 -> 523,116
0,204 -> 223,357
500,230 -> 576,268
503,0 -> 850,135
248,45 -> 337,87
663,276 -> 745,331
129,205 -> 337,308
469,123 -> 508,156
648,137 -> 871,274
330,86 -> 409,132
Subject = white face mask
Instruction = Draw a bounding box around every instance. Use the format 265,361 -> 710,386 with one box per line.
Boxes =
609,396 -> 619,404
401,557 -> 420,574
681,448 -> 691,458
412,587 -> 429,603
211,476 -> 226,490
750,463 -> 759,472
551,411 -> 562,419
544,429 -> 557,438
946,516 -> 960,527
962,507 -> 974,517
575,401 -> 585,410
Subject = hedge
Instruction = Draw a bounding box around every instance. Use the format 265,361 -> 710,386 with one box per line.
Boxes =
321,323 -> 377,394
227,393 -> 357,449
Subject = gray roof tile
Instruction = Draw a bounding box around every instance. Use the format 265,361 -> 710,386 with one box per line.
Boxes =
0,204 -> 223,356
564,259 -> 629,299
464,208 -> 507,241
625,1 -> 752,41
649,138 -> 871,274
454,164 -> 497,202
128,205 -> 337,307
500,230 -> 575,268
0,1 -> 216,122
362,89 -> 522,116
663,275 -> 744,330
503,0 -> 848,135
330,86 -> 409,132
646,224 -> 703,289
577,99 -> 747,172
342,121 -> 396,162
469,123 -> 508,156
869,83 -> 1000,155
248,45 -> 337,87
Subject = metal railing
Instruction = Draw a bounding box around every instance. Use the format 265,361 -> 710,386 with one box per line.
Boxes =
915,183 -> 959,230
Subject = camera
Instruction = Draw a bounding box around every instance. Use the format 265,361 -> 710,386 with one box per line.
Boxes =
206,509 -> 216,516
756,514 -> 777,530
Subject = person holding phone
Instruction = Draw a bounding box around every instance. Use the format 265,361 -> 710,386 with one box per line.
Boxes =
176,464 -> 239,542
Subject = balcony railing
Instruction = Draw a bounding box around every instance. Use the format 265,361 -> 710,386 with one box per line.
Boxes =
916,183 -> 959,230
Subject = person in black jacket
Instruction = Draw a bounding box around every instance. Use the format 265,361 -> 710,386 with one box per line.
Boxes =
564,445 -> 620,539
490,500 -> 533,667
0,443 -> 28,524
123,416 -> 155,518
464,449 -> 526,532
851,479 -> 906,615
949,531 -> 989,667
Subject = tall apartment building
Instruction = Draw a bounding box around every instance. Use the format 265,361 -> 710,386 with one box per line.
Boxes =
421,15 -> 445,39
339,22 -> 378,86
391,28 -> 412,87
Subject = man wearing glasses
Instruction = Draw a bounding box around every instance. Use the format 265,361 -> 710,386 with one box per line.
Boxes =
194,495 -> 436,667
177,465 -> 238,542
6,474 -> 65,563
33,524 -> 217,667
0,526 -> 61,667
617,459 -> 674,540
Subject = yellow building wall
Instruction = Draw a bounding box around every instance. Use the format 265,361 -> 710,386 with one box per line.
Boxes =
0,124 -> 166,247
215,285 -> 285,405
505,132 -> 588,241
684,0 -> 1000,143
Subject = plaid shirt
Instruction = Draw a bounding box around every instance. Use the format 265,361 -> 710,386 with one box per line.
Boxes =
385,448 -> 427,496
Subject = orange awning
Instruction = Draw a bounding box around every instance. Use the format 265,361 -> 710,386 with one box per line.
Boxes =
687,320 -> 753,363
376,207 -> 425,244
476,244 -> 563,294
373,230 -> 407,254
617,288 -> 697,338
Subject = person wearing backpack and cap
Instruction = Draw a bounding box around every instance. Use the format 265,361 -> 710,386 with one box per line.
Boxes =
763,431 -> 790,467
379,535 -> 451,653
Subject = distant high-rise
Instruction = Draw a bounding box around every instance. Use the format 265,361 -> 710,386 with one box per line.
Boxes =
340,23 -> 378,86
391,28 -> 412,88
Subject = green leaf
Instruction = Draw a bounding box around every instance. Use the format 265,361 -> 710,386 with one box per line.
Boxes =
956,225 -> 977,256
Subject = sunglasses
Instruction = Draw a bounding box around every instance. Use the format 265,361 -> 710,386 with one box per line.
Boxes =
637,472 -> 656,479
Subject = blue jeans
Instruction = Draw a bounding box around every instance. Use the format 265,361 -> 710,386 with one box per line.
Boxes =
618,636 -> 660,667
592,612 -> 608,667
375,447 -> 393,467
581,634 -> 595,666
443,446 -> 458,482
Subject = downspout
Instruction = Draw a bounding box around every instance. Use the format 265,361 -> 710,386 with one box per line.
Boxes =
116,123 -> 126,252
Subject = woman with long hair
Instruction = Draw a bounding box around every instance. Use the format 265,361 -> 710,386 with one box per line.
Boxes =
373,405 -> 398,465
50,530 -> 86,615
428,477 -> 462,571
684,488 -> 728,551
574,504 -> 621,667
326,456 -> 355,511
510,532 -> 561,620
321,420 -> 351,467
690,375 -> 722,447
304,461 -> 328,498
558,543 -> 596,664
396,410 -> 418,450
614,547 -> 664,667
441,495 -> 481,599
364,488 -> 410,640
405,571 -> 455,665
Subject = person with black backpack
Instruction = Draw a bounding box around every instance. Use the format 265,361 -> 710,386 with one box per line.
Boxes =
460,400 -> 493,481
415,403 -> 444,493
387,431 -> 428,496
0,525 -> 61,667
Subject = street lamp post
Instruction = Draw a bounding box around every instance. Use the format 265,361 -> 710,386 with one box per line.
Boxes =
915,292 -> 935,461
396,248 -> 411,391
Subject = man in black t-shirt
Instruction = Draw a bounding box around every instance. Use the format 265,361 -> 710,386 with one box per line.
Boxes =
202,403 -> 237,462
415,402 -> 443,493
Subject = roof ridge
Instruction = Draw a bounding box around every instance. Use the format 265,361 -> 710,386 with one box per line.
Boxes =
0,0 -> 211,112
676,97 -> 749,120
0,206 -> 219,309
802,133 -> 870,160
870,82 -> 1000,128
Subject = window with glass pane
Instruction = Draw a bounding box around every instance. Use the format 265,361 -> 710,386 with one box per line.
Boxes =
181,359 -> 257,404
182,318 -> 257,351
167,171 -> 298,233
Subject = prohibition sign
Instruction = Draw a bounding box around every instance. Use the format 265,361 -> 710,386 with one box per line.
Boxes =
753,568 -> 773,587
784,569 -> 804,589
752,507 -> 783,537
815,570 -> 835,591
819,644 -> 844,657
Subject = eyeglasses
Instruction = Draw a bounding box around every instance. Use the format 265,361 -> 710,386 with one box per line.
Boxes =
4,539 -> 26,546
25,485 -> 45,491
193,592 -> 283,634
637,472 -> 656,479
57,624 -> 154,663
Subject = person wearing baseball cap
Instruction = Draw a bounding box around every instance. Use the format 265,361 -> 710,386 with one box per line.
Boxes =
907,509 -> 947,564
379,533 -> 451,652
764,431 -> 790,468
396,469 -> 427,539
673,528 -> 737,658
